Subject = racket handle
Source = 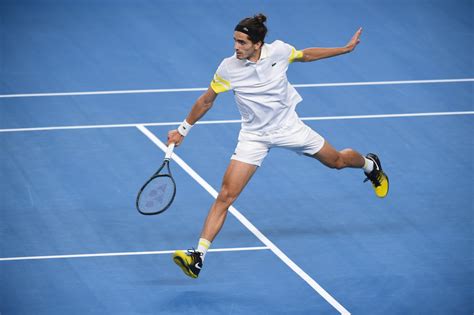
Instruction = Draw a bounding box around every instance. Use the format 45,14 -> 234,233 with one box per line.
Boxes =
165,143 -> 175,160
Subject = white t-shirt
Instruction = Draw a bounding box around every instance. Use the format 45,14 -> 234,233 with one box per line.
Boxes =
210,40 -> 303,133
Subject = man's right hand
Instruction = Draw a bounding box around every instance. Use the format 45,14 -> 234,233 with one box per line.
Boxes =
168,129 -> 184,146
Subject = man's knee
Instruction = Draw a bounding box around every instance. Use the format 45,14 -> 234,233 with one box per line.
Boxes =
326,155 -> 345,170
216,186 -> 238,206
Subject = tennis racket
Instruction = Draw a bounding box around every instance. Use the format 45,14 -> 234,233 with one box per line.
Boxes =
136,143 -> 176,215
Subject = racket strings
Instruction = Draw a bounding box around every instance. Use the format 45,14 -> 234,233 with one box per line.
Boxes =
138,175 -> 175,213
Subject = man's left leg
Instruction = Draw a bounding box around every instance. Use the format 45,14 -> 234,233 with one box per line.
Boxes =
311,141 -> 364,169
311,141 -> 389,197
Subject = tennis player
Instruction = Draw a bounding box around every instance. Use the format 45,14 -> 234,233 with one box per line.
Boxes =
168,13 -> 389,278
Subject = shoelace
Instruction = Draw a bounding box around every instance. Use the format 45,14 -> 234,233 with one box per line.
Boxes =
186,248 -> 202,260
185,249 -> 203,270
364,170 -> 382,187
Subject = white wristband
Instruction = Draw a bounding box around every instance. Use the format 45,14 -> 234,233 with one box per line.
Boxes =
177,119 -> 193,136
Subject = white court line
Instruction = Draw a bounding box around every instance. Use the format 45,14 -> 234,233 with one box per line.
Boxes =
136,125 -> 350,315
0,246 -> 269,262
0,78 -> 472,98
0,111 -> 472,133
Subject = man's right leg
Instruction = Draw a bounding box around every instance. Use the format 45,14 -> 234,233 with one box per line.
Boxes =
200,159 -> 258,241
173,159 -> 258,278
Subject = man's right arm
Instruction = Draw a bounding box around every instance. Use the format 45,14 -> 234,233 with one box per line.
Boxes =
167,87 -> 218,146
185,86 -> 218,125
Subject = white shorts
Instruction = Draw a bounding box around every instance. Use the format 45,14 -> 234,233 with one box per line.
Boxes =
231,118 -> 325,166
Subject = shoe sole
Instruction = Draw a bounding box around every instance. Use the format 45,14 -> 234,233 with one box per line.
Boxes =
374,171 -> 389,198
366,154 -> 389,198
173,255 -> 198,279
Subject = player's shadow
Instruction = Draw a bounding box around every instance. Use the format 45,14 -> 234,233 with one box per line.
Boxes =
152,290 -> 259,314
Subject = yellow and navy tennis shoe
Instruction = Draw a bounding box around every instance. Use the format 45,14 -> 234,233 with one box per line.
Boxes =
173,249 -> 203,279
364,153 -> 389,198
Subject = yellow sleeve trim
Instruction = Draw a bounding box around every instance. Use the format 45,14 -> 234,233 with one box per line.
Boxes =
210,73 -> 231,94
289,48 -> 304,63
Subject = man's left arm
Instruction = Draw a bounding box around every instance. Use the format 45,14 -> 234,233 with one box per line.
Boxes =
294,27 -> 362,62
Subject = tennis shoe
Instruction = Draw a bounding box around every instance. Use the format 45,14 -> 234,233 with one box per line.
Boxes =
173,249 -> 203,279
364,153 -> 389,198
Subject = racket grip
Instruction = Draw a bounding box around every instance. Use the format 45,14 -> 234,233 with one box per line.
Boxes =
165,143 -> 175,160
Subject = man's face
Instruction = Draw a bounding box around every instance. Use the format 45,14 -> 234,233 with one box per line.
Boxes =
233,31 -> 261,60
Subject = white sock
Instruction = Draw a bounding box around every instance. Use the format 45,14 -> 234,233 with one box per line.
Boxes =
363,157 -> 374,173
197,238 -> 211,262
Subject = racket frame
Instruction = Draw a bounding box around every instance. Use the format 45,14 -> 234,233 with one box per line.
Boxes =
136,143 -> 176,215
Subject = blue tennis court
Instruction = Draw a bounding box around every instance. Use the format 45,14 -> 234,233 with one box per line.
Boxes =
1,1 -> 472,314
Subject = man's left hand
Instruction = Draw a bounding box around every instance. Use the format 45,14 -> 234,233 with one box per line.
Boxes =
345,27 -> 363,52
